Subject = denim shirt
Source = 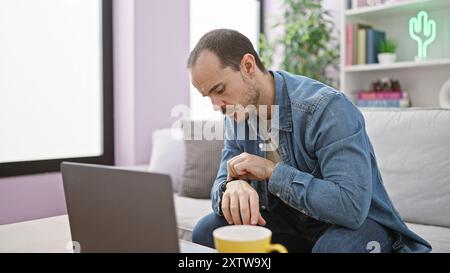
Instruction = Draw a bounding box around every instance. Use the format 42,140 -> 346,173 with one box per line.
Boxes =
211,70 -> 432,253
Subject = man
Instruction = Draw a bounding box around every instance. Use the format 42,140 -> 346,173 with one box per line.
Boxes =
188,29 -> 431,253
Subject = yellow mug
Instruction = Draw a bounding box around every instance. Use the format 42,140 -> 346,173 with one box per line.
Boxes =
213,225 -> 288,253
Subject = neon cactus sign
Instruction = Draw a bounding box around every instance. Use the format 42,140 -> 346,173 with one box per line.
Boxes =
409,11 -> 437,59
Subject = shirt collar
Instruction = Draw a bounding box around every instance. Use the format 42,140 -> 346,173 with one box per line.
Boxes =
271,71 -> 292,132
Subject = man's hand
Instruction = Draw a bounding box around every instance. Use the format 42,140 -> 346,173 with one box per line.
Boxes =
227,152 -> 276,181
222,180 -> 267,226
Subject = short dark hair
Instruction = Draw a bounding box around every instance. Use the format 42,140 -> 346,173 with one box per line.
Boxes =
187,29 -> 267,73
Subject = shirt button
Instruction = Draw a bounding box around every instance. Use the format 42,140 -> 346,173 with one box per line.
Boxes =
276,193 -> 281,197
261,205 -> 266,210
258,143 -> 264,149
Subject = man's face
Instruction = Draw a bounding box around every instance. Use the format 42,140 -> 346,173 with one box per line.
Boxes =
190,51 -> 260,122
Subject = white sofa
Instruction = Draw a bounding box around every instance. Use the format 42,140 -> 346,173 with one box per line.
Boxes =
160,108 -> 450,252
1,108 -> 448,253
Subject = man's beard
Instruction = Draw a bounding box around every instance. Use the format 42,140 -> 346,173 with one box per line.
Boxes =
220,84 -> 260,115
240,71 -> 260,107
229,84 -> 260,122
244,84 -> 260,107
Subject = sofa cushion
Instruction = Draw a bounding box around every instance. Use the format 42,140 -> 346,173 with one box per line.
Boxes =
148,128 -> 185,192
179,120 -> 224,199
174,194 -> 212,241
361,108 -> 450,228
406,222 -> 450,253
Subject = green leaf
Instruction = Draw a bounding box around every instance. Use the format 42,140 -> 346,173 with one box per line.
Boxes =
266,0 -> 339,88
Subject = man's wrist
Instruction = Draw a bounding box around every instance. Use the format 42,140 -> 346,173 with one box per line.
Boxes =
267,162 -> 278,180
222,179 -> 251,192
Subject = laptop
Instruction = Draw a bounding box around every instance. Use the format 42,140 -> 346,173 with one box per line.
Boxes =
61,162 -> 180,253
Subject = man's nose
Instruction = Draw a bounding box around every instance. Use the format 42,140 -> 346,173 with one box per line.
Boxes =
210,97 -> 225,112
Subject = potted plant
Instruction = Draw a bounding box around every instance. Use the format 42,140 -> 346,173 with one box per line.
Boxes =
378,39 -> 397,64
259,0 -> 340,88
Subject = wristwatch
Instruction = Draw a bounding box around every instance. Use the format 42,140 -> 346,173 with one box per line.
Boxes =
220,178 -> 251,193
220,180 -> 228,193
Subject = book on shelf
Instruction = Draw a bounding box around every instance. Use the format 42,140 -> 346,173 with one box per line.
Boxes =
357,0 -> 369,8
356,98 -> 410,108
366,29 -> 386,64
347,0 -> 352,10
345,24 -> 355,65
346,23 -> 372,65
358,28 -> 367,65
356,99 -> 410,108
351,0 -> 369,9
357,90 -> 407,100
349,0 -> 388,10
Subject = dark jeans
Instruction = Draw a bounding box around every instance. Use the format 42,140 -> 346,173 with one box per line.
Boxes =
192,202 -> 394,253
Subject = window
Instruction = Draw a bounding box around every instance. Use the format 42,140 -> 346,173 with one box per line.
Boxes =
189,0 -> 263,120
0,0 -> 114,177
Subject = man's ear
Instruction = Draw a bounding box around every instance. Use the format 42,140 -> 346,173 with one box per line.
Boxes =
240,53 -> 256,78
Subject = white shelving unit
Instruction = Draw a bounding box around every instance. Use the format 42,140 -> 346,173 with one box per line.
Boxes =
340,0 -> 450,107
345,58 -> 450,72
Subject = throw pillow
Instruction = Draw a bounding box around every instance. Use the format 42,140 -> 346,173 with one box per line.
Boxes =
179,120 -> 224,199
148,128 -> 185,192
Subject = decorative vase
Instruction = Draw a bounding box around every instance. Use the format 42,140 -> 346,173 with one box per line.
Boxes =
378,53 -> 396,64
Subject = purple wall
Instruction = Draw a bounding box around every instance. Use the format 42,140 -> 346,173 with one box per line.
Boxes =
0,0 -> 190,225
134,0 -> 190,164
114,0 -> 136,166
0,172 -> 66,225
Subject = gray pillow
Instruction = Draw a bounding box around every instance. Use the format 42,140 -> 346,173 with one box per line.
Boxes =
179,120 -> 224,199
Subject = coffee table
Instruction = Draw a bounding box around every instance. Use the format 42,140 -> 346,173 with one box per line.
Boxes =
0,215 -> 216,253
